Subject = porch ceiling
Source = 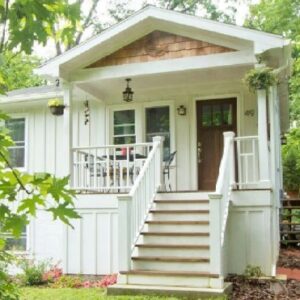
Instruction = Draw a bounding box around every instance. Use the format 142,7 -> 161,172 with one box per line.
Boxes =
76,65 -> 251,103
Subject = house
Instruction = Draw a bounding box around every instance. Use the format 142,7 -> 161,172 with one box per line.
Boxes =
0,6 -> 291,296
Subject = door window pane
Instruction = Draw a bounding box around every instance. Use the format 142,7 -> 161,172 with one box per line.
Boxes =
202,105 -> 211,127
212,104 -> 222,126
5,118 -> 26,168
146,106 -> 170,161
113,110 -> 136,145
222,103 -> 233,125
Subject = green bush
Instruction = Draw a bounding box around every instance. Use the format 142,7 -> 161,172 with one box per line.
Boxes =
282,128 -> 300,193
19,260 -> 48,286
51,275 -> 82,288
244,265 -> 264,278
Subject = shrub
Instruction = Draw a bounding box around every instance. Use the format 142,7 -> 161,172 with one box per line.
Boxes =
82,274 -> 118,288
19,259 -> 48,286
42,265 -> 62,283
282,128 -> 300,193
51,275 -> 82,288
244,67 -> 277,92
244,265 -> 264,278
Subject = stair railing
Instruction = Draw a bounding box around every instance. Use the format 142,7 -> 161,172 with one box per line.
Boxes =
117,136 -> 164,272
209,131 -> 235,278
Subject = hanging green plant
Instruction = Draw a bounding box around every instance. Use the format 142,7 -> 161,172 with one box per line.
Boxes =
244,67 -> 277,92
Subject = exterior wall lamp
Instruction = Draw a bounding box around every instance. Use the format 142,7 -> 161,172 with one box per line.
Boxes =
177,105 -> 187,116
123,78 -> 134,102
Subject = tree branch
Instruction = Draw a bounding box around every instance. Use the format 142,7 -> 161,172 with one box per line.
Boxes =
0,0 -> 10,53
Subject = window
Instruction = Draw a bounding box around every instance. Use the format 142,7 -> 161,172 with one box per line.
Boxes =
113,110 -> 136,145
3,226 -> 27,252
145,106 -> 170,160
5,118 -> 26,168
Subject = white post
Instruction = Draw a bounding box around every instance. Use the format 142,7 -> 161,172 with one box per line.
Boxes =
62,82 -> 73,274
117,195 -> 132,272
153,136 -> 165,191
63,82 -> 74,183
208,193 -> 224,288
257,89 -> 271,186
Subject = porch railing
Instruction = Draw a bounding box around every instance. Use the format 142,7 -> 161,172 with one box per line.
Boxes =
235,136 -> 260,188
71,142 -> 153,192
117,136 -> 164,272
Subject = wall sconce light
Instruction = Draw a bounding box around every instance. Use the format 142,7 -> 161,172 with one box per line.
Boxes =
281,134 -> 287,145
177,105 -> 187,116
123,78 -> 134,102
244,109 -> 255,117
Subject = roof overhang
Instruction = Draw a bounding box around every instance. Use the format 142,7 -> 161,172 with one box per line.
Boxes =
36,6 -> 289,81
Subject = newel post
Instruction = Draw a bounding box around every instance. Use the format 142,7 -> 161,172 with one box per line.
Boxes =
117,195 -> 132,272
257,89 -> 271,186
208,193 -> 224,287
153,136 -> 165,190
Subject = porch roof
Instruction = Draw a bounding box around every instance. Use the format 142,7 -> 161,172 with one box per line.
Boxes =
35,6 -> 289,81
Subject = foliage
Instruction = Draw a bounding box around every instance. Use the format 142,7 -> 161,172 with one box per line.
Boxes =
282,128 -> 300,192
42,265 -> 63,283
18,260 -> 48,286
48,98 -> 64,107
243,265 -> 264,278
243,67 -> 277,92
82,274 -> 117,288
0,52 -> 43,93
0,112 -> 80,298
245,0 -> 300,125
51,275 -> 82,289
0,0 -> 80,54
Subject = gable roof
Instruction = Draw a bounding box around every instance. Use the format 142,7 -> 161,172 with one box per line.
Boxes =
36,5 -> 289,80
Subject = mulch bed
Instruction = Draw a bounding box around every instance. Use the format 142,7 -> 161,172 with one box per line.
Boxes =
225,248 -> 300,299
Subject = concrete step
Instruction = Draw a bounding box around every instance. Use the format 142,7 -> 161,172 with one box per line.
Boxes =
134,244 -> 210,258
155,192 -> 210,201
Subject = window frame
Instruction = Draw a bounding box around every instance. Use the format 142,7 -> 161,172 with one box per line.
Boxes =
5,114 -> 28,171
107,101 -> 175,163
2,226 -> 28,254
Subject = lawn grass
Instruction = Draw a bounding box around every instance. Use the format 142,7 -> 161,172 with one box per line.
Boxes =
20,287 -> 227,300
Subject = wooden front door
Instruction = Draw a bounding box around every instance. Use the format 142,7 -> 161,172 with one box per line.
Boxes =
197,98 -> 237,190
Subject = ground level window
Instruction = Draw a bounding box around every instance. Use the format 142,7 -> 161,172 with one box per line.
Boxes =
5,118 -> 26,168
145,106 -> 170,160
113,110 -> 136,144
3,226 -> 27,252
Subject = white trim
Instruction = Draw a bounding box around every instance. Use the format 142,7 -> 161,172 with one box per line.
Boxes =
6,113 -> 29,172
190,93 -> 242,190
70,51 -> 256,83
0,91 -> 63,104
36,6 -> 287,79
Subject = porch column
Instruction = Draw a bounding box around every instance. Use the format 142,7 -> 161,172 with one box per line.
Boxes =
257,89 -> 270,186
153,136 -> 165,191
62,81 -> 73,274
63,82 -> 74,182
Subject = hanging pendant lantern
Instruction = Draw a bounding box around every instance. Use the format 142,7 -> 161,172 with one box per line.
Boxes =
123,78 -> 134,102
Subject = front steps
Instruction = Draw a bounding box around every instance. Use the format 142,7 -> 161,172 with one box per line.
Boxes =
108,192 -> 230,297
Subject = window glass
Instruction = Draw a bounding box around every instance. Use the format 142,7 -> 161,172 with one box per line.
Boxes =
113,110 -> 136,144
202,105 -> 211,127
5,118 -> 25,168
145,106 -> 170,161
222,103 -> 233,125
212,104 -> 222,126
3,226 -> 27,252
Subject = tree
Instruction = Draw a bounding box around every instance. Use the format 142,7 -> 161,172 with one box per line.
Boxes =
245,0 -> 300,125
0,52 -> 43,92
0,0 -> 80,54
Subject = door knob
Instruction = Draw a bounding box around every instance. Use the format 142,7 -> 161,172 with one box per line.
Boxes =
197,142 -> 202,163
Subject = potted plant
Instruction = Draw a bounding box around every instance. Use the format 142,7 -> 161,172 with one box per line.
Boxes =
48,98 -> 65,116
282,128 -> 300,198
244,67 -> 277,92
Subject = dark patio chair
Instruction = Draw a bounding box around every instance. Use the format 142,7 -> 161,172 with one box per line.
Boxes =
163,151 -> 176,191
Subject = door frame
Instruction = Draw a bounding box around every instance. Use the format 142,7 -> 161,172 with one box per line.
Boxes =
190,93 -> 243,191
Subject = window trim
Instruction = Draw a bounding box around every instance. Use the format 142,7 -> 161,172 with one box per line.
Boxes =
5,114 -> 28,171
2,226 -> 28,254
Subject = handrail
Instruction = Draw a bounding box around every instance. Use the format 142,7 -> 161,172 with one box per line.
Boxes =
117,136 -> 164,272
72,142 -> 153,151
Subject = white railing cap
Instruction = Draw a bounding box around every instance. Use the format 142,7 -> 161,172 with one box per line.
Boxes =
153,136 -> 165,143
223,131 -> 235,138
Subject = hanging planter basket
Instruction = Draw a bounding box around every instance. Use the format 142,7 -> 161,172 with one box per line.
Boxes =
49,105 -> 65,116
48,98 -> 65,116
243,67 -> 277,92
